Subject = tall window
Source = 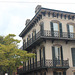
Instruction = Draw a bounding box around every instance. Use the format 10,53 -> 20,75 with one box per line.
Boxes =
52,46 -> 63,66
67,24 -> 74,38
53,23 -> 59,31
50,21 -> 62,37
55,46 -> 61,60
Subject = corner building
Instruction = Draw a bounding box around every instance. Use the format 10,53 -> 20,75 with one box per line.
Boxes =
18,5 -> 75,75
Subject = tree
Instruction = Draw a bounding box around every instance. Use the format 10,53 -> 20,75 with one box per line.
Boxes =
0,34 -> 35,75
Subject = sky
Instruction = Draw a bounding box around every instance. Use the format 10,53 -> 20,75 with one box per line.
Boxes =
0,0 -> 75,47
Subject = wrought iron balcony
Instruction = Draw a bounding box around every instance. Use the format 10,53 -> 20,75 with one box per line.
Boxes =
23,30 -> 75,50
17,59 -> 69,74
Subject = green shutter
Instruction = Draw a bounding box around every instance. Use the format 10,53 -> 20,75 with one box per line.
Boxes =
28,60 -> 29,70
52,46 -> 55,66
39,49 -> 41,66
35,50 -> 37,67
27,38 -> 28,46
67,24 -> 70,38
25,62 -> 26,71
43,47 -> 45,66
57,13 -> 59,18
61,46 -> 63,65
23,41 -> 24,50
68,15 -> 70,20
30,58 -> 31,69
48,12 -> 50,17
63,71 -> 66,75
59,23 -> 62,37
61,14 -> 63,19
33,57 -> 34,68
52,13 -> 54,17
50,22 -> 54,36
35,31 -> 36,40
71,48 -> 75,67
32,33 -> 33,42
40,24 -> 44,36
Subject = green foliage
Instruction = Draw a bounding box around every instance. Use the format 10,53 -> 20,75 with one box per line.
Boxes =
0,34 -> 35,74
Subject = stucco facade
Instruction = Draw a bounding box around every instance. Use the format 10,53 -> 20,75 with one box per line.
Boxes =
18,5 -> 75,75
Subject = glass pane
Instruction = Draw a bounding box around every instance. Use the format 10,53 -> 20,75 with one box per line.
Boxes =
53,23 -> 58,31
69,25 -> 74,33
55,47 -> 61,60
55,47 -> 58,60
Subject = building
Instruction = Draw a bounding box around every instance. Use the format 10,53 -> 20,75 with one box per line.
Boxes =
18,5 -> 75,75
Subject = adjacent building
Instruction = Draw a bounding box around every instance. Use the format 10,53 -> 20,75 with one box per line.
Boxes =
18,5 -> 75,75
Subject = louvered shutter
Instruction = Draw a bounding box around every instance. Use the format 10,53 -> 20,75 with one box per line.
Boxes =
67,24 -> 70,38
59,23 -> 62,37
71,48 -> 75,67
50,22 -> 54,36
52,46 -> 55,66
43,47 -> 45,66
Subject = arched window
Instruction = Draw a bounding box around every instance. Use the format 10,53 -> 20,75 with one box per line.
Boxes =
67,23 -> 75,38
50,20 -> 62,37
52,45 -> 63,66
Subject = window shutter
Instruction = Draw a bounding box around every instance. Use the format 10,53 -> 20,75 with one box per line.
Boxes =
40,24 -> 44,36
32,33 -> 33,42
61,14 -> 63,19
50,22 -> 54,36
23,41 -> 24,50
39,49 -> 41,66
59,23 -> 62,37
61,46 -> 63,65
33,57 -> 34,68
30,58 -> 31,69
35,31 -> 36,40
71,48 -> 75,67
57,13 -> 59,18
63,71 -> 66,75
52,46 -> 55,66
28,60 -> 29,70
43,47 -> 45,66
68,15 -> 70,20
35,50 -> 37,67
27,38 -> 28,46
25,62 -> 26,71
67,24 -> 70,38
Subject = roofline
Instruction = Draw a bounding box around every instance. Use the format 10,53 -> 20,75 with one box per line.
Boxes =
19,7 -> 75,37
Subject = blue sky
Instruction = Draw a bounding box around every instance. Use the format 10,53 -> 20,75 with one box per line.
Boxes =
0,0 -> 75,47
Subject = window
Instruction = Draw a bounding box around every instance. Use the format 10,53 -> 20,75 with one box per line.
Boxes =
67,24 -> 75,38
52,46 -> 63,66
50,21 -> 62,37
55,46 -> 61,60
53,23 -> 59,31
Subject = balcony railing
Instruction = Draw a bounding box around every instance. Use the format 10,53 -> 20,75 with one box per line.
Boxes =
17,59 -> 69,74
23,30 -> 75,50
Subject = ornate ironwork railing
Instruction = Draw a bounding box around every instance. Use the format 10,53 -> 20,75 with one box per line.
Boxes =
17,59 -> 69,74
23,30 -> 75,50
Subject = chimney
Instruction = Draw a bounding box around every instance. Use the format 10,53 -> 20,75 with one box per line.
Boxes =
25,19 -> 30,26
35,5 -> 42,14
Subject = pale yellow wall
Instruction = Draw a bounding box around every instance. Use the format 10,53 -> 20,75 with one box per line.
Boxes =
43,14 -> 75,32
23,13 -> 75,42
45,40 -> 75,67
